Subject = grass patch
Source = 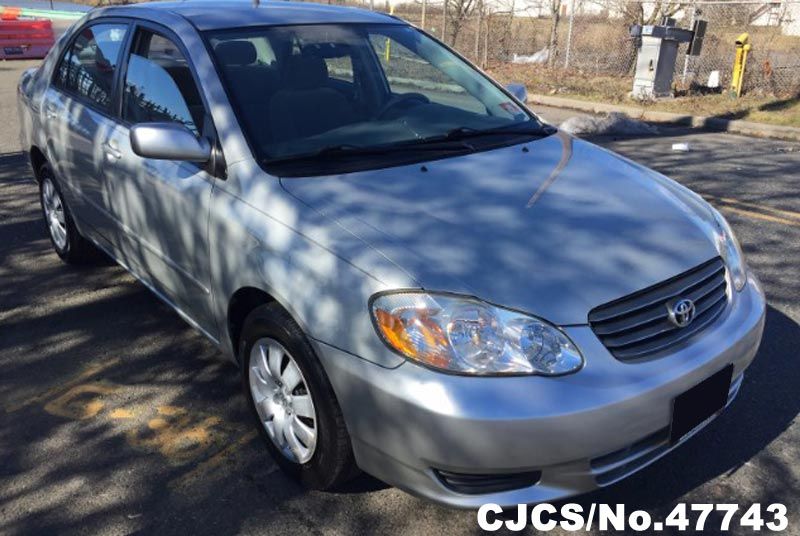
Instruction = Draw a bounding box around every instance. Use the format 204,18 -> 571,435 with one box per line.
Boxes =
487,64 -> 800,129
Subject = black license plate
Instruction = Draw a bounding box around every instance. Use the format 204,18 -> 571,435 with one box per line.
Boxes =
670,364 -> 733,443
4,47 -> 25,56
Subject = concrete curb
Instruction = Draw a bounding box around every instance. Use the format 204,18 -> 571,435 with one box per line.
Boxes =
528,94 -> 800,143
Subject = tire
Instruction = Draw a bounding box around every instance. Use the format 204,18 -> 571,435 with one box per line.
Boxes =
38,164 -> 97,264
240,302 -> 359,490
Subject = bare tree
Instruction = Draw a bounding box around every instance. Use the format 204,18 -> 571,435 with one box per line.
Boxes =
595,0 -> 686,25
547,0 -> 562,66
447,0 -> 478,45
492,0 -> 517,60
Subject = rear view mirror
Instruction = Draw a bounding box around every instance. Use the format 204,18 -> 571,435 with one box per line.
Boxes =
130,123 -> 211,163
505,83 -> 528,103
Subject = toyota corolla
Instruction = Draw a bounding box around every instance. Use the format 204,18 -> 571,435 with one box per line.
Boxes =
17,0 -> 765,508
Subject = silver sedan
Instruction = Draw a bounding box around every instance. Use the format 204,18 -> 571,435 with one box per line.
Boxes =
17,1 -> 765,508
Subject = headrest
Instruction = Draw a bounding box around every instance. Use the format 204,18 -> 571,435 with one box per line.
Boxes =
283,54 -> 329,89
215,40 -> 257,66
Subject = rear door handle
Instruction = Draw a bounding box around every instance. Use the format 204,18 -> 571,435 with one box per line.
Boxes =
44,102 -> 58,120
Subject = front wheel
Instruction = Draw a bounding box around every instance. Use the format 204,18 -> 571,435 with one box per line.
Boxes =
240,303 -> 359,489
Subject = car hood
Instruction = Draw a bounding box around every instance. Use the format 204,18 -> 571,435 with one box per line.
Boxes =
280,133 -> 720,325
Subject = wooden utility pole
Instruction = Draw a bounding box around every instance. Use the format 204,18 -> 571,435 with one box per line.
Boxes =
474,0 -> 482,59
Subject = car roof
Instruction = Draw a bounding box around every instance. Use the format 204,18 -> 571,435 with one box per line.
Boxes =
112,0 -> 404,31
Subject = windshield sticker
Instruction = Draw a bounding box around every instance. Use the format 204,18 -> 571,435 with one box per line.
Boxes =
500,101 -> 523,115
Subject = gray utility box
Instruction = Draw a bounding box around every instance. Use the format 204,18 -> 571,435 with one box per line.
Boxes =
631,20 -> 705,99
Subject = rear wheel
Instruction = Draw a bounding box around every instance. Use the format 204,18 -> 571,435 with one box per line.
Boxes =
240,303 -> 359,489
38,164 -> 96,264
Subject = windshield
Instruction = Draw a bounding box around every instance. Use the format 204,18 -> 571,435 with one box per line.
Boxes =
207,23 -> 546,173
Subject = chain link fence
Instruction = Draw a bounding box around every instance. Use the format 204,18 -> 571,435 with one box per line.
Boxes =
314,0 -> 800,96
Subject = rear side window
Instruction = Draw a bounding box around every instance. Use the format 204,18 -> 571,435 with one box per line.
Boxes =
122,30 -> 205,135
325,55 -> 354,83
55,23 -> 129,111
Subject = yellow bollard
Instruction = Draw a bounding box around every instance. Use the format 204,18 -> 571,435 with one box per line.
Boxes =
730,33 -> 751,98
385,4 -> 395,63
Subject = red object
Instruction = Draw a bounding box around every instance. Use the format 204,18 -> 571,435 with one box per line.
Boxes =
1,7 -> 22,20
0,18 -> 55,60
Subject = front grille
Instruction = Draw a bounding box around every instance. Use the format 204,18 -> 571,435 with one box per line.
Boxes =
589,257 -> 728,361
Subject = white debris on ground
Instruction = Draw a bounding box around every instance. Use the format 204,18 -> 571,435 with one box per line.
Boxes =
672,142 -> 691,152
559,112 -> 659,136
707,70 -> 721,89
512,47 -> 549,64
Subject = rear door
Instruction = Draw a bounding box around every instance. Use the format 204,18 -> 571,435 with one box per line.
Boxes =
103,24 -> 218,334
44,21 -> 130,241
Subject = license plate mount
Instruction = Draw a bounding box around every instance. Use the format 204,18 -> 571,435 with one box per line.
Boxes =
670,364 -> 733,444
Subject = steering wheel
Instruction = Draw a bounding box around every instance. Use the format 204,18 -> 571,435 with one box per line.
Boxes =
375,93 -> 430,119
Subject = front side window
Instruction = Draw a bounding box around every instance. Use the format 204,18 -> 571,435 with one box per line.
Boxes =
207,24 -> 545,174
55,23 -> 129,111
122,30 -> 204,135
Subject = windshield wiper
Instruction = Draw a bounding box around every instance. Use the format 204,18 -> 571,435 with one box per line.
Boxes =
264,139 -> 472,166
425,123 -> 557,144
263,123 -> 555,167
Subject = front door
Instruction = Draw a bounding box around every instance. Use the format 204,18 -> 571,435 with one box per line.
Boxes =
104,26 -> 217,334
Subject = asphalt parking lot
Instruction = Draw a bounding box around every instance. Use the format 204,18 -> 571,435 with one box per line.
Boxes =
1,59 -> 799,535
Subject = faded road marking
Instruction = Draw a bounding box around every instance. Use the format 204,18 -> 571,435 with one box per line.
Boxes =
20,373 -> 256,491
127,405 -> 226,465
5,358 -> 121,413
44,382 -> 119,420
109,407 -> 136,420
168,430 -> 262,491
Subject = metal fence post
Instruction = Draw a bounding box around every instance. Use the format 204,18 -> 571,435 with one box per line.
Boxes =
681,1 -> 697,84
442,0 -> 447,42
564,0 -> 575,69
475,0 -> 483,59
483,12 -> 489,67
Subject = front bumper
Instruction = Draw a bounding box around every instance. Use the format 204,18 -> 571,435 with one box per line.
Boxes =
317,275 -> 766,508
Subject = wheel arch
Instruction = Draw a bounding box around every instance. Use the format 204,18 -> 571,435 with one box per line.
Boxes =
29,145 -> 47,182
227,286 -> 277,364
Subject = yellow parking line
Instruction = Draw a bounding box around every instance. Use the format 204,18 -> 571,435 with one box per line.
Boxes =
713,196 -> 800,222
717,205 -> 800,227
718,205 -> 800,227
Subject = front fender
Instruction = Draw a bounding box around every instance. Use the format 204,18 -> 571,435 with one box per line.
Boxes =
208,160 -> 413,369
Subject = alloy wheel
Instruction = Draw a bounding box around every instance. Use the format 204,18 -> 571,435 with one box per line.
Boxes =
42,177 -> 67,250
248,338 -> 318,463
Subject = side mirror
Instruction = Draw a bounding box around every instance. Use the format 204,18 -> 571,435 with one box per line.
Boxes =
505,83 -> 528,103
130,123 -> 211,163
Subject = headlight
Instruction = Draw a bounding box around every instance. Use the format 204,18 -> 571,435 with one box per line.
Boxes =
710,208 -> 747,292
370,292 -> 584,376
